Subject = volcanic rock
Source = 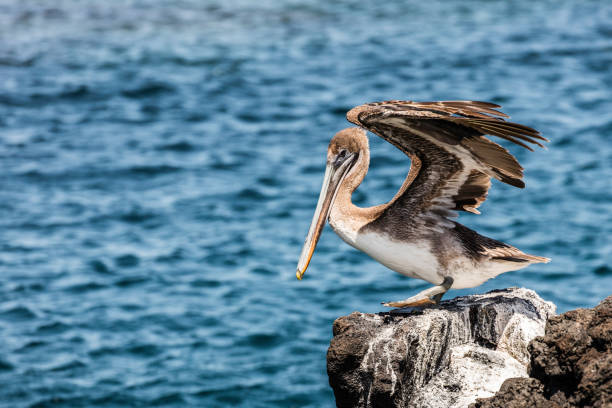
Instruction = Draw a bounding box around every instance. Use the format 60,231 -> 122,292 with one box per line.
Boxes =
471,294 -> 612,408
327,287 -> 555,408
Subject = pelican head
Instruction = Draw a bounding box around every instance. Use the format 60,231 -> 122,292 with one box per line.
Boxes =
296,128 -> 368,280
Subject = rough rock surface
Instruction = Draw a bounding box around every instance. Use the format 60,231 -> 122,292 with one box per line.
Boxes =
471,294 -> 612,408
327,288 -> 555,408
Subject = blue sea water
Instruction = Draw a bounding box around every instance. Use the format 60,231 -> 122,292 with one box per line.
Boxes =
0,0 -> 611,406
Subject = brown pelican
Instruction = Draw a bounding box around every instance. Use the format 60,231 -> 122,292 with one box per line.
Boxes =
296,100 -> 549,307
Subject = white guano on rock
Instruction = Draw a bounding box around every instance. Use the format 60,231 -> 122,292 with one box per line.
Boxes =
327,287 -> 555,408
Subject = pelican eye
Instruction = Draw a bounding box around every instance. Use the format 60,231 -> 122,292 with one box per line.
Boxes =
334,149 -> 350,167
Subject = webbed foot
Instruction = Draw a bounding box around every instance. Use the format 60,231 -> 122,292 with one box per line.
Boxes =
382,277 -> 454,308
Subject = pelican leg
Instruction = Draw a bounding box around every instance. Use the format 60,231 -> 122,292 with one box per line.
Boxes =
383,277 -> 454,308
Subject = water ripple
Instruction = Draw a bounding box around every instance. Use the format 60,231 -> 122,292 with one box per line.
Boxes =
1,0 -> 611,407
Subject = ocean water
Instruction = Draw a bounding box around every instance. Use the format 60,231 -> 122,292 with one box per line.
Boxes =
0,1 -> 611,407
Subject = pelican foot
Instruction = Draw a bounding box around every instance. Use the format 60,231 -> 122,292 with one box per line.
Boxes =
382,277 -> 454,308
383,297 -> 436,308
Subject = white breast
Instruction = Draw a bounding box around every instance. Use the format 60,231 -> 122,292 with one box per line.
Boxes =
352,231 -> 442,284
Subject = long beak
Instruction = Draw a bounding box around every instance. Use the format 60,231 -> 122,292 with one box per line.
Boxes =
296,156 -> 355,280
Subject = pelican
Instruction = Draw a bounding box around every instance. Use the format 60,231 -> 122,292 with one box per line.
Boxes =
296,100 -> 549,307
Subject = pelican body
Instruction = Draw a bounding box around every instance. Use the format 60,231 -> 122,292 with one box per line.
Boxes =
296,100 -> 549,307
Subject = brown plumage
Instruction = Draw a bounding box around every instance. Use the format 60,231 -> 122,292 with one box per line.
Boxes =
346,100 -> 548,214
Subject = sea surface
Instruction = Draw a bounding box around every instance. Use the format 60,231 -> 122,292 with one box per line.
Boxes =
0,1 -> 611,407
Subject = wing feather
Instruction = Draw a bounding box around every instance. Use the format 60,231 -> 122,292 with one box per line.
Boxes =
412,100 -> 510,118
346,100 -> 547,218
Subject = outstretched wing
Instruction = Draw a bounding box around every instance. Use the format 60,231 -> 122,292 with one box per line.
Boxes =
346,100 -> 547,220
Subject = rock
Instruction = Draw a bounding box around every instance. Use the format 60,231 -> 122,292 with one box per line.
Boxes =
472,295 -> 612,408
327,287 -> 555,408
469,377 -> 561,408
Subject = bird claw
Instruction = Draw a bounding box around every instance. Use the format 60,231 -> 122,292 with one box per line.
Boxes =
382,297 -> 436,308
383,277 -> 453,308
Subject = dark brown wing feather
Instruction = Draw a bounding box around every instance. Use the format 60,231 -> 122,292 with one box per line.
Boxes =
346,100 -> 547,217
453,170 -> 490,214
